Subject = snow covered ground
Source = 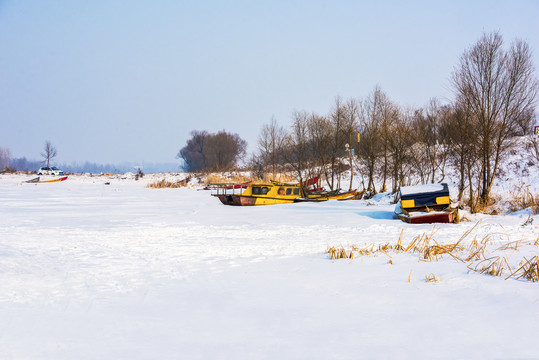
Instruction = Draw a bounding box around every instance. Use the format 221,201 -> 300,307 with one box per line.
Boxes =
1,172 -> 538,359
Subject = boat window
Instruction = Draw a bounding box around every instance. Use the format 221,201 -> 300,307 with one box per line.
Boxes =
252,187 -> 261,195
261,187 -> 269,195
293,188 -> 299,195
278,187 -> 285,195
286,188 -> 292,195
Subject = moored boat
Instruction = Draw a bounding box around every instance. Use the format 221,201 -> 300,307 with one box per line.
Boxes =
395,183 -> 455,224
38,176 -> 68,183
211,181 -> 303,206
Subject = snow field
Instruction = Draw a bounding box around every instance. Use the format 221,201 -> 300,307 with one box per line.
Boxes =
0,174 -> 538,359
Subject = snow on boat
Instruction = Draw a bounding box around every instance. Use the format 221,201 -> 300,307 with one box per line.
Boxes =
395,183 -> 455,224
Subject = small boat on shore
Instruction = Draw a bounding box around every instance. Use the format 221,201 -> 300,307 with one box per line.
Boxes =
395,183 -> 455,224
38,176 -> 68,183
212,181 -> 303,206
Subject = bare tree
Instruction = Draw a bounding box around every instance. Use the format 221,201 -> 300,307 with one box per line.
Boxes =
257,117 -> 287,179
378,90 -> 399,192
387,106 -> 413,193
326,97 -> 346,190
343,98 -> 360,191
357,88 -> 382,195
439,104 -> 478,203
0,147 -> 11,169
410,98 -> 446,184
178,130 -> 246,172
178,130 -> 208,171
205,131 -> 247,171
283,110 -> 311,189
409,109 -> 432,184
41,141 -> 57,167
325,97 -> 358,190
306,113 -> 332,185
452,31 -> 539,208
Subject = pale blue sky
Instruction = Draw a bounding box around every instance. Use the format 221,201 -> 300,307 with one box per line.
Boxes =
1,0 -> 538,165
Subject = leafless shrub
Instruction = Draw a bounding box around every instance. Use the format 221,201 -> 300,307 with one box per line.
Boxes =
508,187 -> 539,214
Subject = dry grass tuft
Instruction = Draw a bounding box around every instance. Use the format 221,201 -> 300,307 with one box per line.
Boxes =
326,246 -> 354,260
425,274 -> 442,283
505,256 -> 539,282
464,236 -> 489,262
468,256 -> 510,277
147,177 -> 191,189
204,173 -> 254,186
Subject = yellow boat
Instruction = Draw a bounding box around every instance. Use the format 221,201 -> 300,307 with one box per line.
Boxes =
212,181 -> 303,206
211,180 -> 365,206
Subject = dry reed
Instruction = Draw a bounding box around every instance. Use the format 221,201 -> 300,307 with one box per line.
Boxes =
505,256 -> 539,282
468,256 -> 510,277
425,274 -> 442,283
326,246 -> 354,260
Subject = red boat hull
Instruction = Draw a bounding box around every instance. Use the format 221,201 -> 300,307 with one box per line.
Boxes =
399,211 -> 455,224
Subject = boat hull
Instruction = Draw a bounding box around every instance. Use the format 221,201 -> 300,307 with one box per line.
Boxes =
397,210 -> 455,224
38,176 -> 68,183
217,195 -> 237,206
216,194 -> 296,206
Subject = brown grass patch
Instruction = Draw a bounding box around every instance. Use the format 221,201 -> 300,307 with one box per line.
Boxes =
204,173 -> 253,186
147,177 -> 191,188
